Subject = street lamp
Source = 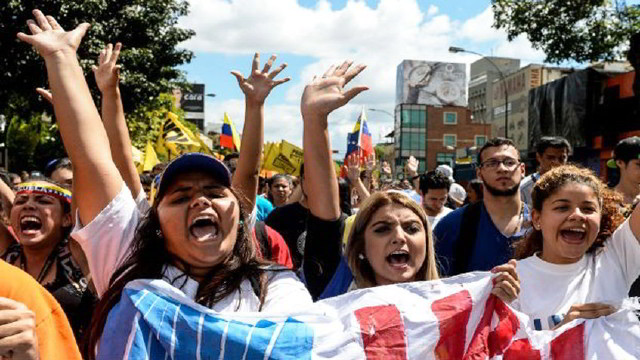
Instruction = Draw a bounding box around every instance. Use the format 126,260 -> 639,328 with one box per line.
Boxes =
368,108 -> 394,119
448,46 -> 509,139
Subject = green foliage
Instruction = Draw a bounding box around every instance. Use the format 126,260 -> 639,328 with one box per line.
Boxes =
492,0 -> 640,63
6,114 -> 65,173
0,0 -> 195,169
0,0 -> 194,119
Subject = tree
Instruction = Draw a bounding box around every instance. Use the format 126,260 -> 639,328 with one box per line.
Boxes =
492,0 -> 640,63
0,0 -> 194,118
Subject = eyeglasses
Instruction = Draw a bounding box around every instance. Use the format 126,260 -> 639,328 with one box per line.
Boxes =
480,158 -> 521,170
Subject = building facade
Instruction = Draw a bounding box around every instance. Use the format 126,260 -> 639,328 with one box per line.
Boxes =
469,57 -> 520,127
491,65 -> 573,151
393,104 -> 490,177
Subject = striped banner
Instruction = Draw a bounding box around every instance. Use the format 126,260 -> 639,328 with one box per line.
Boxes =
98,273 -> 640,359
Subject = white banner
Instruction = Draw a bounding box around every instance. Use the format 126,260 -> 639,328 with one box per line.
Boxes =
98,272 -> 640,359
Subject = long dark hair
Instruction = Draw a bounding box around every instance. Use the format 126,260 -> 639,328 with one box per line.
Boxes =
86,187 -> 270,359
513,165 -> 626,259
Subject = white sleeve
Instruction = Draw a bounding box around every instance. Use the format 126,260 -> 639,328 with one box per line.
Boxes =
605,219 -> 640,289
71,183 -> 141,297
134,189 -> 151,214
261,271 -> 312,312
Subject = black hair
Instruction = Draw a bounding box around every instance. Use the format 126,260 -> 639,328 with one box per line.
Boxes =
223,152 -> 240,161
535,136 -> 571,155
419,170 -> 452,194
266,174 -> 292,205
477,137 -> 517,164
87,186 -> 271,359
44,157 -> 72,178
337,177 -> 352,215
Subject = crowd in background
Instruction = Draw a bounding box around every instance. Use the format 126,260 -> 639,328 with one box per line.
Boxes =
0,9 -> 638,359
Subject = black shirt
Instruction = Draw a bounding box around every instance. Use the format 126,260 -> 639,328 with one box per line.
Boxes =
265,202 -> 309,269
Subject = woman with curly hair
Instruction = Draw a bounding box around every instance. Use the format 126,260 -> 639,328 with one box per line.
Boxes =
512,164 -> 640,330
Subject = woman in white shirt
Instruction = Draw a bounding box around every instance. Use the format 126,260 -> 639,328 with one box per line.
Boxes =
16,10 -> 312,358
512,164 -> 640,330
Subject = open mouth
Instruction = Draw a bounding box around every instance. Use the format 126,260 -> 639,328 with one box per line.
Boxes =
560,228 -> 586,244
20,215 -> 42,234
189,216 -> 219,241
386,249 -> 410,268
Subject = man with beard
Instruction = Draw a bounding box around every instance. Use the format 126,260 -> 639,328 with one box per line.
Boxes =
419,171 -> 452,229
434,138 -> 530,276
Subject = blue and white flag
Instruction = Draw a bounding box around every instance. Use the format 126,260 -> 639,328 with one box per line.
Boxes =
99,274 -> 640,359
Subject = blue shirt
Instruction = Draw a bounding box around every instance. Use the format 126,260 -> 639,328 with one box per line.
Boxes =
255,195 -> 274,222
433,201 -> 530,276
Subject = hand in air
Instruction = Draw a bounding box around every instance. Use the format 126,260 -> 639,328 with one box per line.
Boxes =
405,156 -> 419,177
93,43 -> 122,92
345,153 -> 362,183
300,60 -> 368,121
17,9 -> 90,60
231,53 -> 290,105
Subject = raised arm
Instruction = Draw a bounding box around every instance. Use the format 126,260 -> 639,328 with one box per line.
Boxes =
300,61 -> 367,220
17,10 -> 122,225
230,53 -> 289,213
93,43 -> 143,199
300,61 -> 367,298
345,153 -> 369,205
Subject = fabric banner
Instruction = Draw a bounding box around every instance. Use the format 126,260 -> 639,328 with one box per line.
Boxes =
98,273 -> 640,360
262,140 -> 303,176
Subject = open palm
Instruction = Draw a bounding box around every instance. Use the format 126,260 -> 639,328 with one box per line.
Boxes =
301,61 -> 368,120
17,10 -> 89,59
93,43 -> 122,92
231,53 -> 289,105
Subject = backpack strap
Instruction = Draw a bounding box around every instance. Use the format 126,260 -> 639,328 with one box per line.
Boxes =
452,201 -> 483,275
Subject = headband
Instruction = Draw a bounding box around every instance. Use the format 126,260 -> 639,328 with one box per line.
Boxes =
15,182 -> 72,204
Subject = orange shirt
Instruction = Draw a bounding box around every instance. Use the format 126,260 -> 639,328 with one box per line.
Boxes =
0,260 -> 82,360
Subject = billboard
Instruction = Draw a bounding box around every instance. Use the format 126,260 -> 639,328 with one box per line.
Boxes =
396,60 -> 467,107
180,84 -> 205,131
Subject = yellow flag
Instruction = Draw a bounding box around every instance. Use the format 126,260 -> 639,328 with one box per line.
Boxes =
262,140 -> 303,175
138,140 -> 160,173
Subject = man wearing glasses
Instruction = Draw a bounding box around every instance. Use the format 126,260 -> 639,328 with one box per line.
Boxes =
433,138 -> 530,276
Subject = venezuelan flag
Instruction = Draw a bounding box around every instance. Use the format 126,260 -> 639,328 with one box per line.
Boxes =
220,112 -> 241,151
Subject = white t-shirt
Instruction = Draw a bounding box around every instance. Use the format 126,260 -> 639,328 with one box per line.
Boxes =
427,207 -> 452,229
513,219 -> 640,330
71,183 -> 311,312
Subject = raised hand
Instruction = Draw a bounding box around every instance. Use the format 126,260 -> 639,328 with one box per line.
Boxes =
300,60 -> 368,121
345,153 -> 361,183
405,155 -> 419,177
93,43 -> 122,93
365,152 -> 376,172
35,88 -> 53,105
231,53 -> 289,105
17,9 -> 90,60
381,161 -> 392,175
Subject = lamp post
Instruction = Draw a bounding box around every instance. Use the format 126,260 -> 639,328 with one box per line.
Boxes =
448,46 -> 509,139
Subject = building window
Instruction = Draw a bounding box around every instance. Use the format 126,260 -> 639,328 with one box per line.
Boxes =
443,112 -> 457,125
475,135 -> 487,147
443,134 -> 456,147
436,153 -> 455,167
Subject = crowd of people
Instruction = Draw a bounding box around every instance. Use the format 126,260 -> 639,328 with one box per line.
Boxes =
0,9 -> 638,359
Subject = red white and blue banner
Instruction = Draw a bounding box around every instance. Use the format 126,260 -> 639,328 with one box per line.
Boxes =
98,272 -> 640,359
